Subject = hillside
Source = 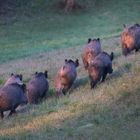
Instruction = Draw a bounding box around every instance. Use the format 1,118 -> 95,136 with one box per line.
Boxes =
0,0 -> 140,139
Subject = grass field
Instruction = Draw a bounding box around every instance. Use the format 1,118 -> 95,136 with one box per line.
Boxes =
0,0 -> 140,63
0,0 -> 140,139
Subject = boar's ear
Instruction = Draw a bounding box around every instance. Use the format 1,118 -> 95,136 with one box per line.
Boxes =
34,72 -> 38,76
11,73 -> 14,76
110,52 -> 114,61
44,70 -> 48,78
135,23 -> 140,26
88,38 -> 91,43
123,24 -> 126,28
19,74 -> 23,81
75,59 -> 79,67
97,38 -> 100,41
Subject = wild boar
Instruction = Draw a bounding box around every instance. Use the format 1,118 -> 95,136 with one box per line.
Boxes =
55,59 -> 79,96
121,23 -> 140,56
87,52 -> 114,89
0,74 -> 27,118
26,71 -> 49,104
82,38 -> 102,69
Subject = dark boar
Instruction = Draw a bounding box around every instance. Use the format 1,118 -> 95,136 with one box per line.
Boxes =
82,38 -> 102,69
121,23 -> 140,56
88,52 -> 114,89
27,71 -> 49,104
55,59 -> 79,96
0,78 -> 27,118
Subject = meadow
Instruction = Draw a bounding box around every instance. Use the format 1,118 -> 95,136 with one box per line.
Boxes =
0,0 -> 140,139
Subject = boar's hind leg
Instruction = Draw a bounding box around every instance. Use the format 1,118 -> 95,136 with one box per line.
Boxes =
41,91 -> 46,98
62,83 -> 72,95
90,81 -> 94,89
135,47 -> 139,52
62,86 -> 70,95
90,80 -> 98,89
89,76 -> 97,89
0,111 -> 4,118
101,67 -> 108,82
62,89 -> 67,95
122,47 -> 129,56
8,110 -> 16,117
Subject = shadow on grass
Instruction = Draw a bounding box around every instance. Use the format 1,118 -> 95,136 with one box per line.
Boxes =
73,76 -> 89,89
109,63 -> 132,80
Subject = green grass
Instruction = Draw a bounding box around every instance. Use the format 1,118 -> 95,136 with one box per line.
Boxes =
0,0 -> 140,139
0,0 -> 140,63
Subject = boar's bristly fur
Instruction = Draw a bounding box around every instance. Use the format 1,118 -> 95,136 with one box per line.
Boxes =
121,23 -> 140,56
82,38 -> 102,69
88,52 -> 114,89
27,71 -> 49,104
0,74 -> 27,118
55,59 -> 79,97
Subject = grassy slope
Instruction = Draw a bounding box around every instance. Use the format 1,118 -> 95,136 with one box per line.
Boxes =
0,0 -> 140,139
0,52 -> 139,140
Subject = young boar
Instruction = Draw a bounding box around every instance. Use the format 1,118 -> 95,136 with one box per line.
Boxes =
55,59 -> 79,96
121,23 -> 140,56
26,71 -> 49,104
87,52 -> 114,89
82,38 -> 102,69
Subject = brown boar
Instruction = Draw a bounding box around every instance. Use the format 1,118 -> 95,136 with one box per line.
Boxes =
55,59 -> 79,96
26,71 -> 49,104
82,38 -> 102,69
87,52 -> 114,89
121,23 -> 140,56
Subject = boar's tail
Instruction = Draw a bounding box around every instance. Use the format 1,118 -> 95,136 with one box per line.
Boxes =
75,59 -> 79,67
110,52 -> 114,61
44,70 -> 48,78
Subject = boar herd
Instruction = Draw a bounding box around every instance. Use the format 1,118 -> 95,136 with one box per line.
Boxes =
0,24 -> 140,118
